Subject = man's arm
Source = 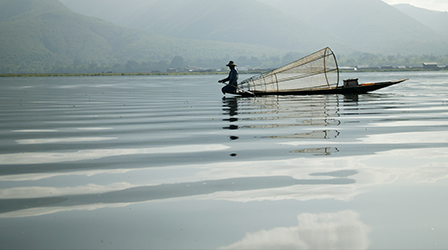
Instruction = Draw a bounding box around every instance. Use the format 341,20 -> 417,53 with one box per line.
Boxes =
218,75 -> 230,83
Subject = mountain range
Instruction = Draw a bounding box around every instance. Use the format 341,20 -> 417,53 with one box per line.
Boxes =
393,3 -> 448,35
60,0 -> 448,54
0,0 -> 286,73
59,0 -> 346,52
2,0 -> 448,73
259,0 -> 448,54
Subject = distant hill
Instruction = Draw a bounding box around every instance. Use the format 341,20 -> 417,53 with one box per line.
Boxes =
393,4 -> 448,36
3,0 -> 448,73
58,0 -> 157,27
60,0 -> 348,52
258,0 -> 448,54
61,0 -> 448,55
0,0 -> 286,73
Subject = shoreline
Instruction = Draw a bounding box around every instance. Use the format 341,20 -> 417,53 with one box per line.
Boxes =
0,72 -> 227,77
1,68 -> 446,77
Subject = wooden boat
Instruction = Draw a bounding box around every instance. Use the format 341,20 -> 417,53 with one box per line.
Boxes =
238,79 -> 408,97
235,47 -> 407,97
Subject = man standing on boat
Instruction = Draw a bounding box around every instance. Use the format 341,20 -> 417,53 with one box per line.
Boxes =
219,61 -> 238,94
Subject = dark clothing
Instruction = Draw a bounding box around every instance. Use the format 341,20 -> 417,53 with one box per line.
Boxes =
221,84 -> 237,94
226,68 -> 238,86
221,68 -> 239,94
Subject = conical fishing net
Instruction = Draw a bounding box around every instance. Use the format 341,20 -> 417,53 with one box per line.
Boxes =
239,47 -> 339,93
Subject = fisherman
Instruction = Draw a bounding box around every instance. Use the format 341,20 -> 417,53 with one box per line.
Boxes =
219,61 -> 238,94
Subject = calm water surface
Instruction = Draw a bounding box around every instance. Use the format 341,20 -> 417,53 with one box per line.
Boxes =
1,72 -> 448,249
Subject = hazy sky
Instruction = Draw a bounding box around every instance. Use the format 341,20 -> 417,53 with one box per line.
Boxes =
382,0 -> 448,12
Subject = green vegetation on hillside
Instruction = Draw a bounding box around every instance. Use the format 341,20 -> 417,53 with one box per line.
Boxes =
0,0 -> 286,74
2,0 -> 448,74
3,51 -> 447,76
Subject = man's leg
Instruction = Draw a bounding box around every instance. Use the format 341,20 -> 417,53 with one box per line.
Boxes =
222,85 -> 236,94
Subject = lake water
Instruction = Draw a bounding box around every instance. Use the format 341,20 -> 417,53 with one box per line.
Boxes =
1,71 -> 448,249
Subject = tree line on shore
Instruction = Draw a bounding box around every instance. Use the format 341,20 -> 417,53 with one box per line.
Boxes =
3,53 -> 448,75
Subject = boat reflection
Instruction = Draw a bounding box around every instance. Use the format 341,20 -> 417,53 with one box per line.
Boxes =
291,147 -> 339,155
222,95 -> 358,155
222,95 -> 348,130
264,130 -> 340,139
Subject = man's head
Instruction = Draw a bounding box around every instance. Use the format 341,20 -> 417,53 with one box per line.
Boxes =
226,61 -> 236,68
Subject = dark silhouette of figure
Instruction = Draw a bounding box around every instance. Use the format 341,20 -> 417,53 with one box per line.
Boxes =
219,61 -> 238,94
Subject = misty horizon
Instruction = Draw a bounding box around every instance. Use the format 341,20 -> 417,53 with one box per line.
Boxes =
1,0 -> 448,73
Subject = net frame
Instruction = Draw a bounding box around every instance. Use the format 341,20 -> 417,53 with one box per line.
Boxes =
239,47 -> 339,93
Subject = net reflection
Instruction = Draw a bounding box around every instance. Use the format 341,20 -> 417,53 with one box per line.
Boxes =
292,147 -> 339,156
264,130 -> 340,139
222,95 -> 344,129
222,95 -> 360,155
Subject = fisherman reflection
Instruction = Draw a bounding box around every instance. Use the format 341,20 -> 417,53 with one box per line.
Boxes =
343,93 -> 359,103
222,97 -> 239,139
342,93 -> 360,116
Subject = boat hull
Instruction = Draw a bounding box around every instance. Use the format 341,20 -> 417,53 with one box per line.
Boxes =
237,79 -> 407,97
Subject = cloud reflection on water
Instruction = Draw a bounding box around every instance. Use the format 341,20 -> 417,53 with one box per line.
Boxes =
221,210 -> 370,250
0,182 -> 135,199
280,130 -> 448,146
0,203 -> 130,218
0,144 -> 230,165
0,175 -> 355,217
16,137 -> 117,144
1,146 -> 448,218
